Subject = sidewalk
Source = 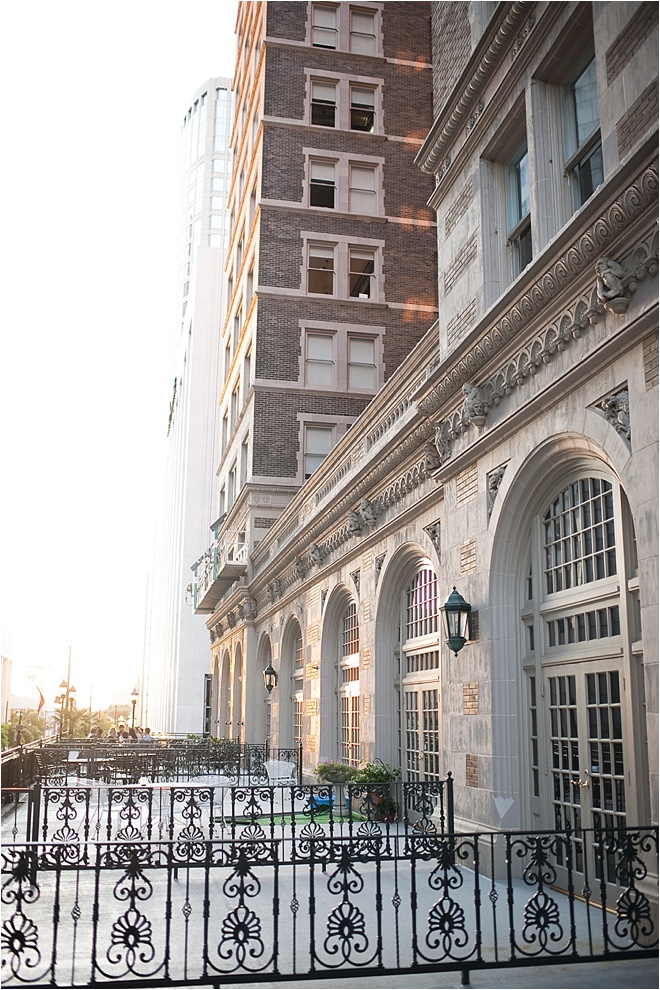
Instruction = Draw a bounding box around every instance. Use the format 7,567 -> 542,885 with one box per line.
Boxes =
235,956 -> 658,989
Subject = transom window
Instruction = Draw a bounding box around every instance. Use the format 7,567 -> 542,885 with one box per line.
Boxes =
405,568 -> 439,639
339,602 -> 360,766
543,478 -> 616,595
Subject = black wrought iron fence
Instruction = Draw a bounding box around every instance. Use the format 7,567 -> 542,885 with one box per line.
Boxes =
25,740 -> 303,788
4,779 -> 454,849
2,825 -> 656,988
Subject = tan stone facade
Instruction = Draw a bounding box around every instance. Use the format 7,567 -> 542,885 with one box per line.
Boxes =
199,2 -> 658,875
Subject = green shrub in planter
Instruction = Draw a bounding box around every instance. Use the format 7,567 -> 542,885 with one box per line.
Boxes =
313,761 -> 358,784
352,760 -> 400,783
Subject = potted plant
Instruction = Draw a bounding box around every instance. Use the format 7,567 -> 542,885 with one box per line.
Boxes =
376,795 -> 399,823
313,760 -> 358,784
352,760 -> 401,815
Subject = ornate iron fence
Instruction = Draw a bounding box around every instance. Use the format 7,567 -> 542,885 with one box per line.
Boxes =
1,825 -> 656,988
4,779 -> 454,848
27,741 -> 303,787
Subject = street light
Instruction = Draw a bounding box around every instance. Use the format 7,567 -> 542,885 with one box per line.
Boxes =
131,688 -> 139,728
440,586 -> 472,656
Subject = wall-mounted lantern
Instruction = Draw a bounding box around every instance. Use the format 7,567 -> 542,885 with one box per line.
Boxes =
263,662 -> 278,693
441,586 -> 472,656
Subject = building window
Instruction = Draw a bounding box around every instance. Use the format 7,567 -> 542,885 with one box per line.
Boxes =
307,244 -> 335,295
349,164 -> 376,214
240,436 -> 249,488
304,425 -> 333,478
306,332 -> 335,386
398,566 -> 441,783
221,413 -> 228,451
243,349 -> 251,388
312,80 -> 337,127
339,602 -> 360,767
349,248 -> 375,298
310,160 -> 336,209
293,626 -> 304,750
230,383 -> 240,431
350,85 -> 375,131
563,56 -> 603,209
506,143 -> 532,277
228,461 -> 237,507
350,8 -> 376,54
311,4 -> 337,48
348,336 -> 376,390
543,478 -> 616,595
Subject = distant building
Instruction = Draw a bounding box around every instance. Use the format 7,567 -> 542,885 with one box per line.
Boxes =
145,79 -> 233,734
190,2 -> 438,740
195,0 -> 658,895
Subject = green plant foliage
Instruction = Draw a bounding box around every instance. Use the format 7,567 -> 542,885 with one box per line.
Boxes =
352,760 -> 400,783
313,760 -> 358,783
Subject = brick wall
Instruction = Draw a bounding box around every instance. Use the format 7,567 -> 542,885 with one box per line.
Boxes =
463,683 -> 479,715
266,2 -> 307,44
606,2 -> 659,85
644,330 -> 659,389
616,80 -> 659,158
431,2 -> 470,116
447,299 -> 477,348
455,463 -> 478,505
382,2 -> 432,63
252,390 -> 370,477
444,232 -> 477,295
465,753 -> 478,788
445,175 -> 474,238
460,539 -> 477,575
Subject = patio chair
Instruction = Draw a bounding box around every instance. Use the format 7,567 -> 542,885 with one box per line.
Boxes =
263,760 -> 297,785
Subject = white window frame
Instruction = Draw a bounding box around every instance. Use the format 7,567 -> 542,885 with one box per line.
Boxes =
305,151 -> 382,215
305,331 -> 336,388
309,3 -> 381,56
303,234 -> 384,302
301,321 -> 383,393
303,423 -> 335,479
297,413 -> 354,483
308,72 -> 383,134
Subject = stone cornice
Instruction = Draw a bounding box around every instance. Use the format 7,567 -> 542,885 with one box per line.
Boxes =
415,2 -> 529,175
418,154 -> 659,423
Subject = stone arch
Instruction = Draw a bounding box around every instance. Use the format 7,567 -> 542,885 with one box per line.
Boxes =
231,642 -> 243,741
488,432 -> 640,830
319,583 -> 358,762
218,649 -> 231,739
373,542 -> 443,770
279,613 -> 303,749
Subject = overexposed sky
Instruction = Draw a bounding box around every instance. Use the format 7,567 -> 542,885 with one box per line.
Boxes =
0,0 -> 238,711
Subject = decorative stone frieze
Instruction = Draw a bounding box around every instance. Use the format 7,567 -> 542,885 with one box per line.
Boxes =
310,544 -> 325,566
466,100 -> 485,135
347,510 -> 363,534
595,258 -> 630,314
359,498 -> 379,528
294,555 -> 306,578
594,387 -> 631,444
462,383 -> 487,428
487,465 -> 507,518
424,522 -> 441,555
511,13 -> 535,60
418,160 -> 659,422
243,597 -> 257,621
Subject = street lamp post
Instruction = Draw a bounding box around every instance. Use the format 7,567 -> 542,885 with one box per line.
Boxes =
57,646 -> 77,738
131,688 -> 139,728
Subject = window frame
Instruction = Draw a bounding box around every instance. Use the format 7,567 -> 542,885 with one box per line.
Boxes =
308,73 -> 383,134
304,236 -> 384,302
309,2 -> 381,56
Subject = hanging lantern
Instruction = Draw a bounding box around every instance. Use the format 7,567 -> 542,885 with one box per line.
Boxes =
441,586 -> 472,656
263,662 -> 278,693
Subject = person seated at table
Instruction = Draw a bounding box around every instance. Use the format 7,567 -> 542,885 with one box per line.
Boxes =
117,725 -> 129,742
142,728 -> 153,742
107,726 -> 117,741
127,727 -> 139,742
134,726 -> 144,741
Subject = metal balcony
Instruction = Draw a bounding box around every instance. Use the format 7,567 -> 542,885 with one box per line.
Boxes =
191,537 -> 247,613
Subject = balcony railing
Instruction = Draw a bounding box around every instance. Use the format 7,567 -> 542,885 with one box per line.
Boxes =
1,824 -> 656,987
190,535 -> 248,613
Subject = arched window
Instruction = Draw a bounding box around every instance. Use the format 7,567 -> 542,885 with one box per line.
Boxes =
521,474 -> 642,889
293,626 -> 304,749
339,603 -> 360,766
398,567 -> 441,781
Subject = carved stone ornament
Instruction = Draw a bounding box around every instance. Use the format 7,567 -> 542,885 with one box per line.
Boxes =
375,554 -> 386,584
511,13 -> 535,60
294,555 -> 306,578
320,588 -> 328,610
226,610 -> 236,628
310,543 -> 325,565
266,583 -> 275,603
347,510 -> 363,534
433,424 -> 453,465
351,570 -> 361,596
595,258 -> 629,314
424,521 -> 442,554
359,498 -> 379,528
424,441 -> 442,471
596,387 -> 631,443
487,465 -> 507,518
462,382 -> 487,428
272,578 -> 282,599
243,597 -> 257,620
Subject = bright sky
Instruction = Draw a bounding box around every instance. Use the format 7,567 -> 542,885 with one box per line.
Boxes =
0,0 -> 238,713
